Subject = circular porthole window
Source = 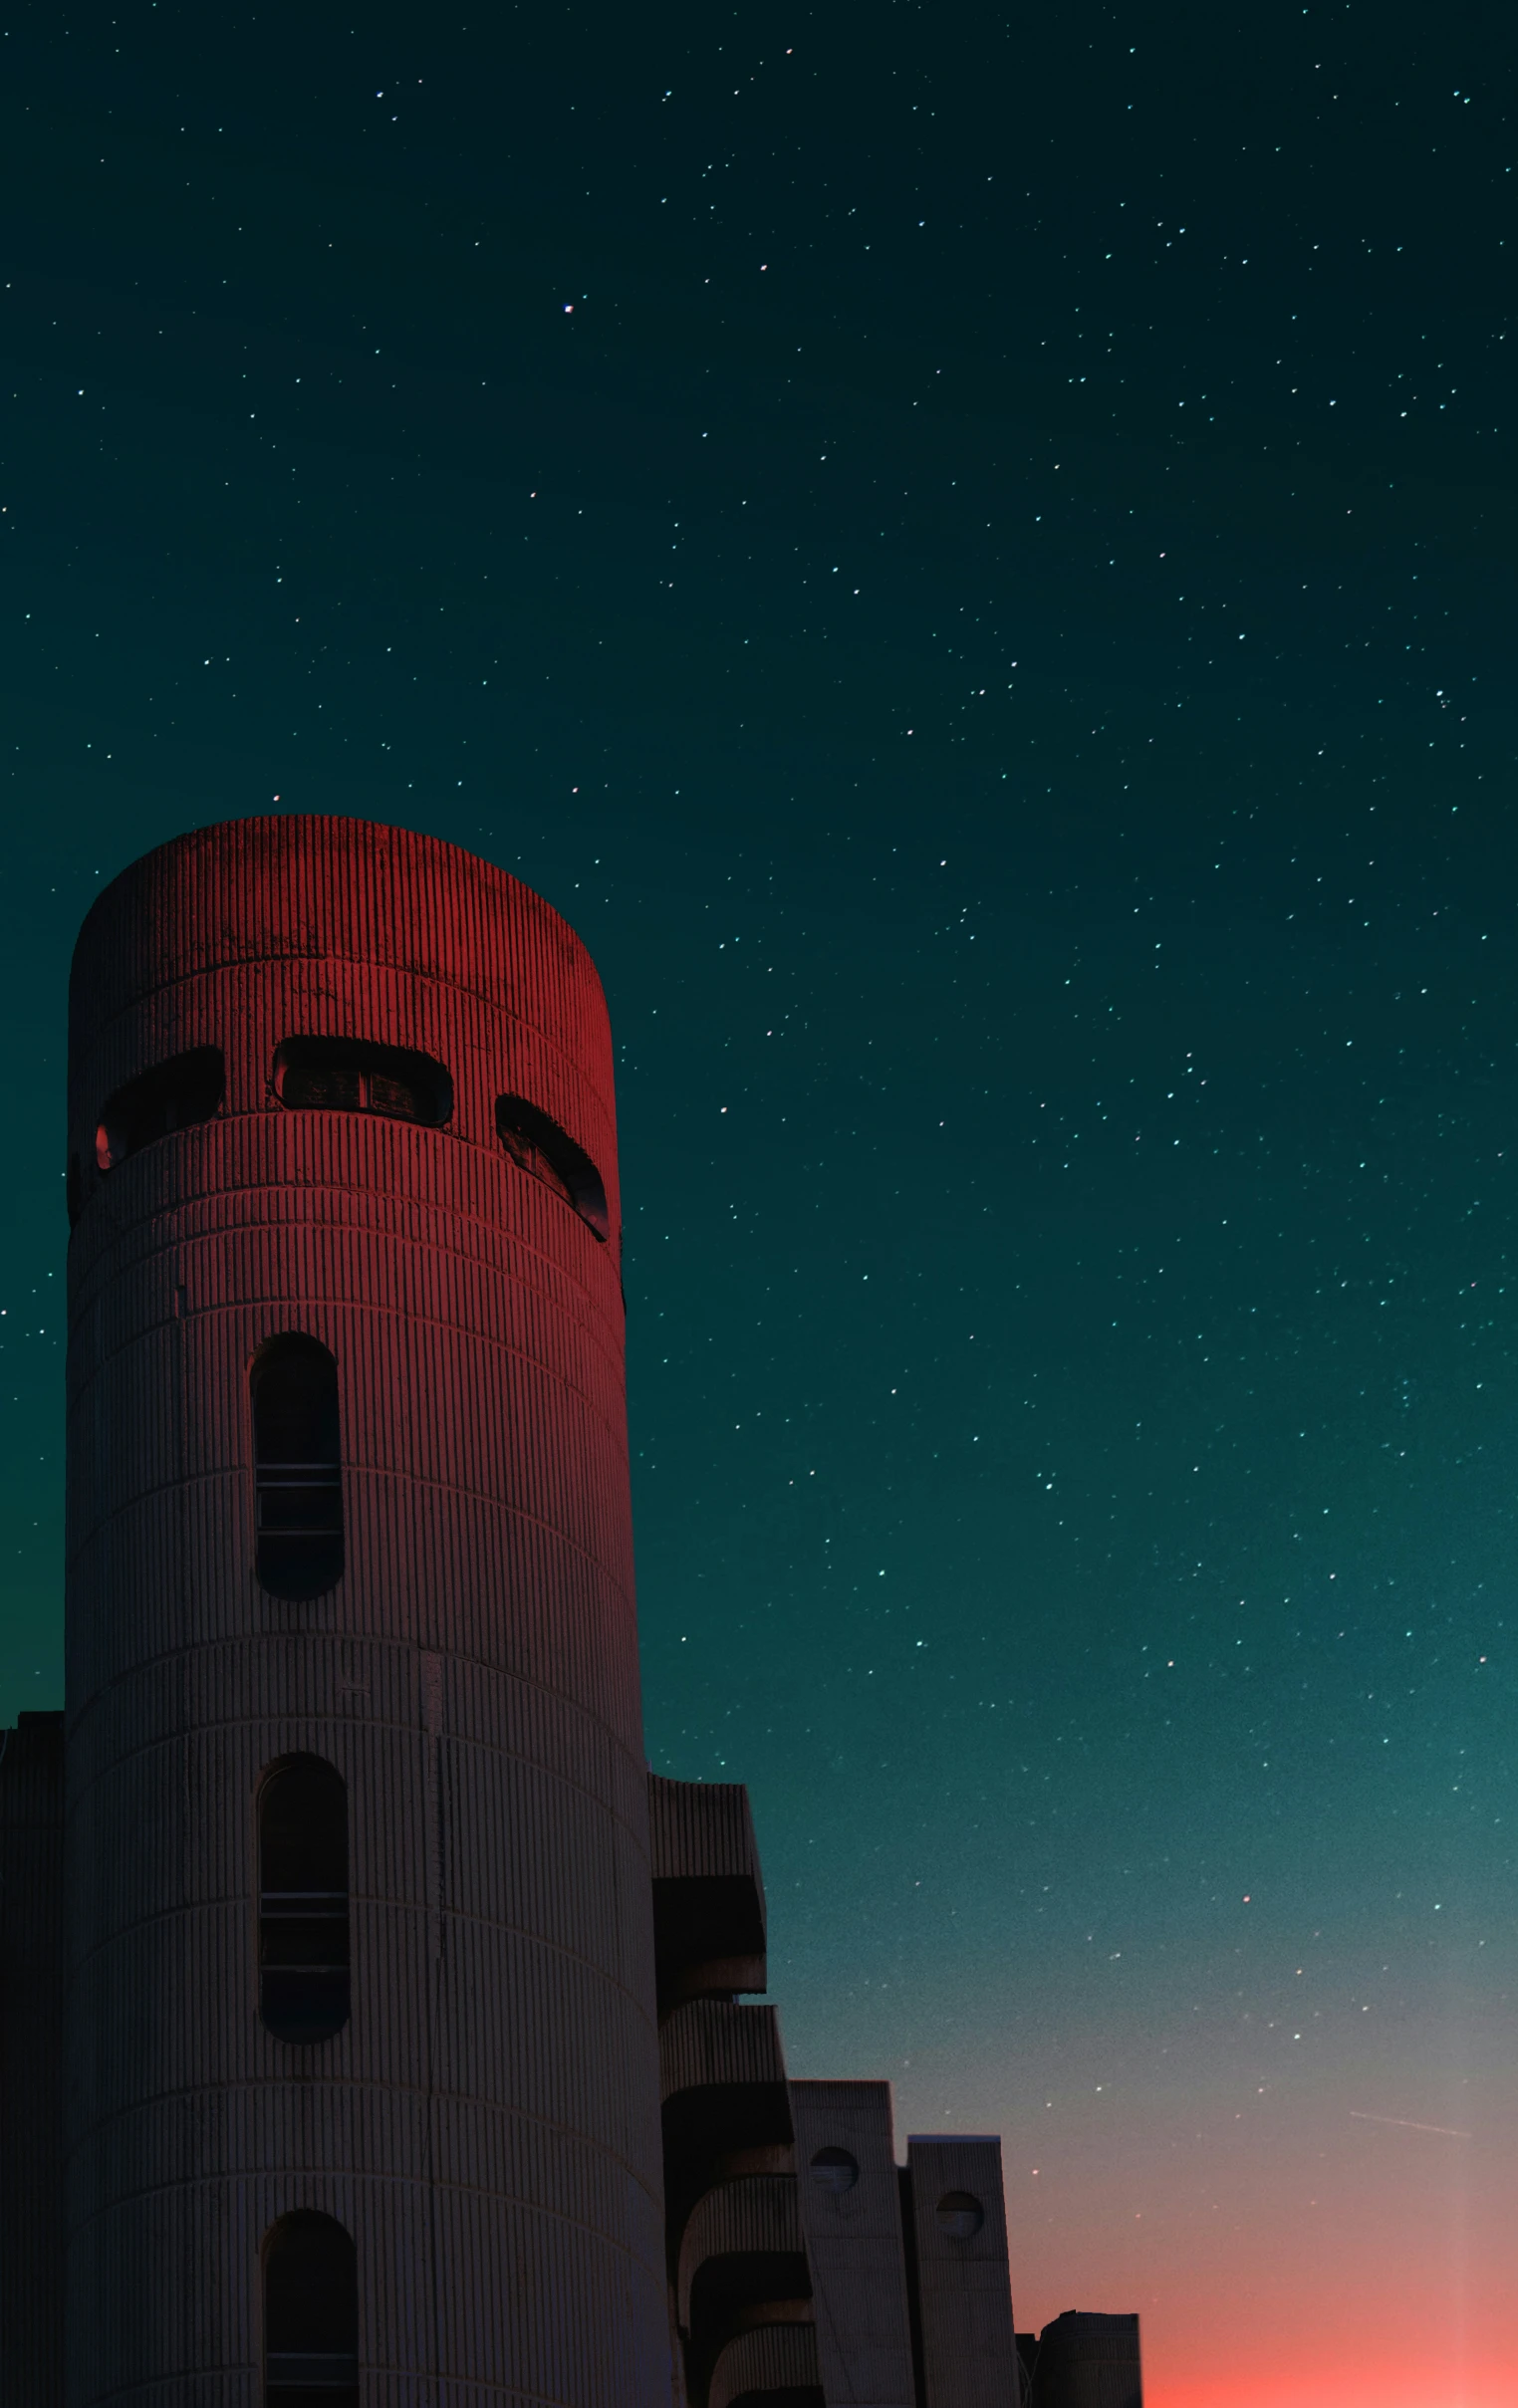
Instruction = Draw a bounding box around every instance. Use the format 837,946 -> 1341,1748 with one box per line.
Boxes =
809,2146 -> 861,2194
935,2189 -> 984,2240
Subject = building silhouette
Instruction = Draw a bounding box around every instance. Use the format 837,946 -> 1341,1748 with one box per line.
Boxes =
1029,2313 -> 1142,2408
0,818 -> 1141,2406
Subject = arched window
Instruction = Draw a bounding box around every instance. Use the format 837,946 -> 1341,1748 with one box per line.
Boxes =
496,1093 -> 609,1241
264,2211 -> 358,2405
95,1044 -> 224,1172
259,1758 -> 351,2043
252,1335 -> 344,1598
273,1035 -> 452,1126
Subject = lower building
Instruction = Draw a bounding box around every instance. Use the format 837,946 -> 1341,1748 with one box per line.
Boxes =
1016,2333 -> 1041,2403
650,1774 -> 1024,2408
1029,2311 -> 1143,2408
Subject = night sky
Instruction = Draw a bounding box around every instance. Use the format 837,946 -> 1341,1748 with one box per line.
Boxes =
3,2 -> 1516,2398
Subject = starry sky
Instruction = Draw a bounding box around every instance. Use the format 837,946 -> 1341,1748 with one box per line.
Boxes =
2,1 -> 1516,2399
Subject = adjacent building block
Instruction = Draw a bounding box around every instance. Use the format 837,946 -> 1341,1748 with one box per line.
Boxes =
792,2079 -> 916,2408
1031,2311 -> 1142,2408
649,1775 -> 768,2014
904,2135 -> 1020,2408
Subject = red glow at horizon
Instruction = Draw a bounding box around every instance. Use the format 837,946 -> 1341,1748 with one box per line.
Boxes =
1162,2373 -> 1514,2408
923,2021 -> 1518,2408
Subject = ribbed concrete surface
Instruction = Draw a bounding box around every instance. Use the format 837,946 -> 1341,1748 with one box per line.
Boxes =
647,1777 -> 767,2018
705,2319 -> 823,2408
647,1780 -> 765,1895
904,2137 -> 1018,2408
676,2175 -> 807,2330
1032,2312 -> 1142,2408
790,2082 -> 914,2408
0,1712 -> 66,2407
659,2001 -> 789,2103
64,819 -> 666,2407
658,1992 -> 798,2365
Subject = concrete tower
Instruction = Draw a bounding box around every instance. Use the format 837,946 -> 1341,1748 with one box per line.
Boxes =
64,818 -> 666,2405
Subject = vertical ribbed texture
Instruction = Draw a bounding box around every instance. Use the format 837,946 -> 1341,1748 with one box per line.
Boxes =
0,1712 -> 66,2407
1031,2312 -> 1142,2408
704,2322 -> 823,2408
904,2138 -> 1019,2408
64,820 -> 665,2407
674,2176 -> 806,2330
657,2001 -> 790,2102
790,2082 -> 915,2408
646,1780 -> 764,1904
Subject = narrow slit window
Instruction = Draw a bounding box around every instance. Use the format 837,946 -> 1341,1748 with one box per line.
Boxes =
259,1758 -> 351,2044
253,1335 -> 344,1598
273,1035 -> 452,1127
495,1093 -> 609,1242
96,1045 -> 224,1172
264,2210 -> 359,2405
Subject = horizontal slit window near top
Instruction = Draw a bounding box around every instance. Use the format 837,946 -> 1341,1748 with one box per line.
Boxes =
96,1046 -> 224,1173
273,1035 -> 452,1127
496,1093 -> 609,1242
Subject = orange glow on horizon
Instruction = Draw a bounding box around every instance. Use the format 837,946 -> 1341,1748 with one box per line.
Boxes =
1159,2372 -> 1515,2408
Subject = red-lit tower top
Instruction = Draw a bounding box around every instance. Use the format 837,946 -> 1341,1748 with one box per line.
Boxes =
64,817 -> 666,2406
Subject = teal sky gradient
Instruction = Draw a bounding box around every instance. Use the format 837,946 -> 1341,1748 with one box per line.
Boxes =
2,4 -> 1516,2394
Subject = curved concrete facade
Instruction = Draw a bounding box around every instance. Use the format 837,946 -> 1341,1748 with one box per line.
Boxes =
64,818 -> 666,2406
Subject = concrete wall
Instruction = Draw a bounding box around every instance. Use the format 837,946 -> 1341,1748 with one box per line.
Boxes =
63,818 -> 667,2407
791,2079 -> 915,2408
904,2136 -> 1019,2408
0,1711 -> 65,2406
1031,2311 -> 1141,2408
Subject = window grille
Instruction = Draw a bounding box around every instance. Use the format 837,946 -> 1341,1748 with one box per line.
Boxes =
95,1045 -> 224,1173
252,1335 -> 344,1598
263,2209 -> 358,2404
496,1092 -> 609,1241
273,1035 -> 452,1126
258,1758 -> 351,2045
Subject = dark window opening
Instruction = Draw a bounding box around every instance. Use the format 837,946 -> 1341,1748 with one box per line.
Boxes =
253,1335 -> 344,1598
662,2080 -> 795,2251
259,1758 -> 350,2044
95,1046 -> 224,1173
274,1035 -> 452,1127
495,1093 -> 609,1242
264,2210 -> 358,2405
808,2146 -> 860,2195
935,2189 -> 984,2240
686,2249 -> 814,2393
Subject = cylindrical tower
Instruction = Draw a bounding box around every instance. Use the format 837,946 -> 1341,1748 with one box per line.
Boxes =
64,818 -> 667,2406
